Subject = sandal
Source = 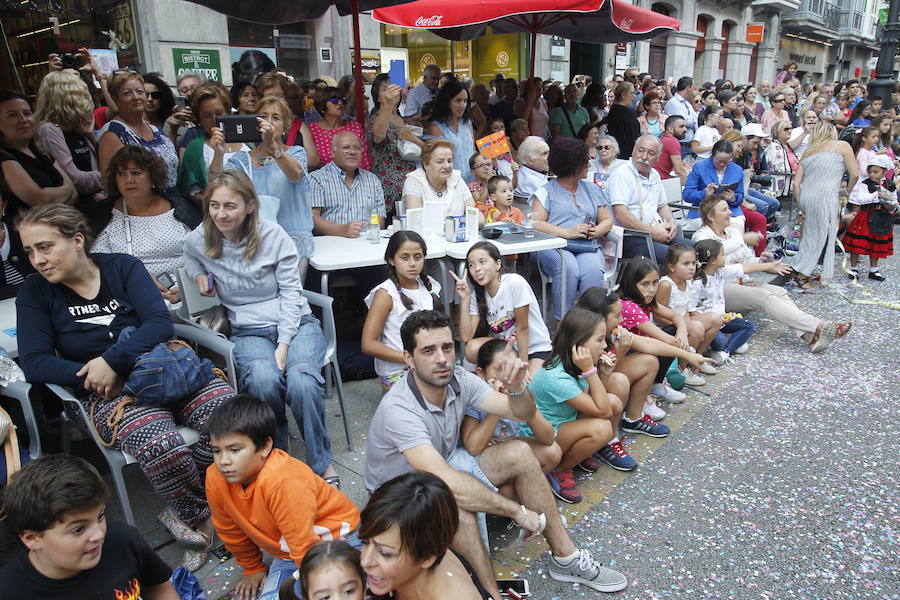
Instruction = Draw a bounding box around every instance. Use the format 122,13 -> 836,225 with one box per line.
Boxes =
834,322 -> 852,338
158,507 -> 210,548
791,270 -> 815,290
808,321 -> 837,353
323,475 -> 341,490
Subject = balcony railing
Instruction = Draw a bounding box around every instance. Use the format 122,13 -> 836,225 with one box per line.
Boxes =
784,0 -> 841,31
822,2 -> 841,31
839,9 -> 863,33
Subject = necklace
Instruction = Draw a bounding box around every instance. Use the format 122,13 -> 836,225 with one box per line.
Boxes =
426,175 -> 447,197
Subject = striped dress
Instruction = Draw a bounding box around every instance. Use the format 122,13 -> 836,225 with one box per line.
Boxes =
791,150 -> 845,280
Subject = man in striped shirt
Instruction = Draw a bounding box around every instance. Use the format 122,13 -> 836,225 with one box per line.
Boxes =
308,131 -> 386,238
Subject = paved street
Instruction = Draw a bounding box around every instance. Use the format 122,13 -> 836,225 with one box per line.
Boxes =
33,238 -> 898,600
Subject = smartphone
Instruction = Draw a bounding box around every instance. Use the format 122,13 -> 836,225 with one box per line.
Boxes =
216,114 -> 262,143
175,96 -> 187,111
157,272 -> 176,290
497,579 -> 530,597
206,272 -> 216,294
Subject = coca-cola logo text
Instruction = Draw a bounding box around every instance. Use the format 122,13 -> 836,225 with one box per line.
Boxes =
415,15 -> 443,26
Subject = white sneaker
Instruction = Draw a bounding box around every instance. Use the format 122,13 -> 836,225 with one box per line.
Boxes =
699,361 -> 718,375
734,342 -> 750,354
643,397 -> 667,420
704,350 -> 729,366
650,382 -> 687,403
682,368 -> 706,386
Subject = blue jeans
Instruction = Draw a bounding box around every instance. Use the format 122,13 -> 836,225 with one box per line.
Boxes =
720,318 -> 756,354
746,188 -> 780,218
231,315 -> 330,474
258,532 -> 362,600
536,248 -> 605,320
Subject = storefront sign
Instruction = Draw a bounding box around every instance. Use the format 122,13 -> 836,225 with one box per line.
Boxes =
781,38 -> 826,73
472,33 -> 521,82
746,23 -> 764,43
172,48 -> 222,81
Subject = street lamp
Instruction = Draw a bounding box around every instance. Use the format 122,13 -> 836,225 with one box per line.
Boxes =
868,0 -> 899,107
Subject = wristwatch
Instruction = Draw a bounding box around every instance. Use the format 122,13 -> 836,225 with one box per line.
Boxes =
272,146 -> 283,160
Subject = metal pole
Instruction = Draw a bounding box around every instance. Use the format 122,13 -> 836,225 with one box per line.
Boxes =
350,0 -> 366,125
450,41 -> 455,73
868,0 -> 899,108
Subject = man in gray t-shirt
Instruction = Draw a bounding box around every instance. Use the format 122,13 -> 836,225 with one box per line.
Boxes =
364,310 -> 627,599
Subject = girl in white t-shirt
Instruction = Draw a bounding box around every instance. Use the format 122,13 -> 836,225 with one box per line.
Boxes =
656,244 -> 722,384
454,241 -> 551,374
692,239 -> 787,360
692,106 -> 723,159
362,231 -> 442,389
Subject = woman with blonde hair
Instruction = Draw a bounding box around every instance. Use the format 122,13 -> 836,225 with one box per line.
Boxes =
182,170 -> 338,486
34,71 -> 106,209
209,95 -> 313,274
790,122 -> 859,286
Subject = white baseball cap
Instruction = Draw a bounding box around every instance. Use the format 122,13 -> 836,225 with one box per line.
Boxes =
740,123 -> 770,138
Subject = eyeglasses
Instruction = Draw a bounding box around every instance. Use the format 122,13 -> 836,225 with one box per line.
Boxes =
598,145 -> 613,150
328,96 -> 346,104
474,163 -> 493,169
147,91 -> 162,100
772,98 -> 784,103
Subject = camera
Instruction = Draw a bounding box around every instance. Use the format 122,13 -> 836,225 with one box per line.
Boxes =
60,53 -> 85,69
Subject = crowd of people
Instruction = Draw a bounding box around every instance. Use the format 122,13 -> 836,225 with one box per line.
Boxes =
0,48 -> 897,600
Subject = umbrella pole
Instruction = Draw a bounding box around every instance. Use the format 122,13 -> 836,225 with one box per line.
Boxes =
351,0 -> 366,125
529,30 -> 537,79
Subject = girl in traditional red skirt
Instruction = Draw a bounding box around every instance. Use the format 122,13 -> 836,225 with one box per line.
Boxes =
844,155 -> 898,281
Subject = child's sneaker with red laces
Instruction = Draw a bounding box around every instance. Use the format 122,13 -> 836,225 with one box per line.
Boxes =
620,414 -> 670,438
596,441 -> 638,471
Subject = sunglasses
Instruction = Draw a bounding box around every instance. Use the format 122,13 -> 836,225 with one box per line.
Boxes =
772,98 -> 784,102
328,96 -> 346,104
147,91 -> 162,100
598,145 -> 613,150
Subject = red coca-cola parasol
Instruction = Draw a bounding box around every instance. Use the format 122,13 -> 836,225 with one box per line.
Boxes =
374,0 -> 680,76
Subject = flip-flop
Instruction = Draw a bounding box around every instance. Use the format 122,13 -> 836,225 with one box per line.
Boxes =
323,475 -> 341,490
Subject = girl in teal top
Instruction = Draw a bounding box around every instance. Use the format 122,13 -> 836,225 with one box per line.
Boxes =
526,307 -> 623,504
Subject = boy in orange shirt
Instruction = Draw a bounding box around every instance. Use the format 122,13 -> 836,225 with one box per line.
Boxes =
206,394 -> 360,600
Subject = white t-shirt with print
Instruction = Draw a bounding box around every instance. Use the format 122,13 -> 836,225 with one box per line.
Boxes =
693,264 -> 744,314
468,273 -> 552,354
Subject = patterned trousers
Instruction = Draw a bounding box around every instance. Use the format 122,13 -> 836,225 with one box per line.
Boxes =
80,377 -> 234,527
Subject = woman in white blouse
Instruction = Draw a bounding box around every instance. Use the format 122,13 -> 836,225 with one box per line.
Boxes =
402,139 -> 475,218
92,146 -> 201,304
691,194 -> 849,352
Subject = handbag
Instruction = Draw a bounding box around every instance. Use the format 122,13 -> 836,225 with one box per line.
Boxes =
396,125 -> 423,162
88,333 -> 226,447
566,238 -> 599,253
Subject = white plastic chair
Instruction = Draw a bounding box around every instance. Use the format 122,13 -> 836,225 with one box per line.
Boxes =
176,270 -> 353,451
55,323 -> 236,526
1,381 -> 41,460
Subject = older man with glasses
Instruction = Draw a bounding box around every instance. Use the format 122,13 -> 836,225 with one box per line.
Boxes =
403,64 -> 441,121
